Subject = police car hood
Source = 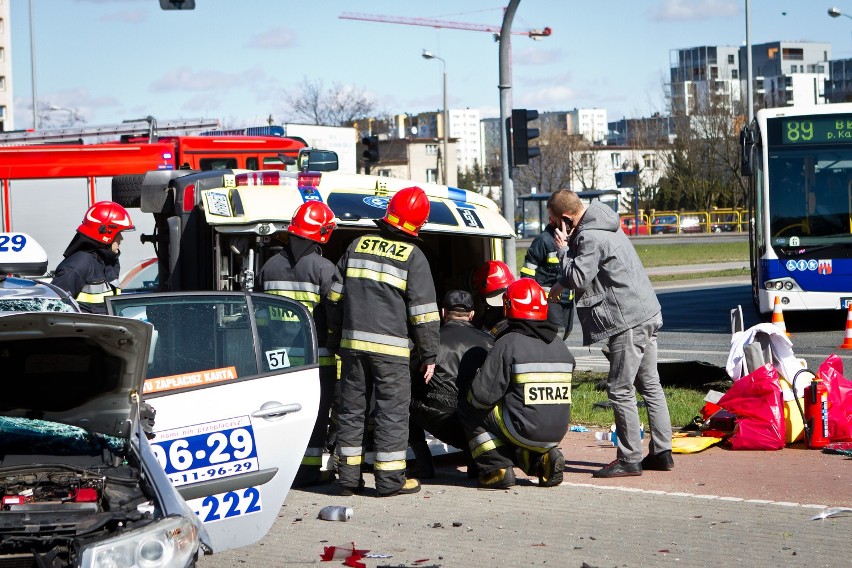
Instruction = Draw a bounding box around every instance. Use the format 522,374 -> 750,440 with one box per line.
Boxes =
0,312 -> 152,440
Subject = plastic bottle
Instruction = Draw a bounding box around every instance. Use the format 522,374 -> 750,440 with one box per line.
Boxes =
595,425 -> 645,447
318,505 -> 353,521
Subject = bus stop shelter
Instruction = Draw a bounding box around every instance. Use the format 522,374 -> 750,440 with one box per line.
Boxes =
517,189 -> 621,237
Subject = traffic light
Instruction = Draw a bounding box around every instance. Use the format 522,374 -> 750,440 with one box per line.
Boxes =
511,109 -> 540,166
362,135 -> 379,163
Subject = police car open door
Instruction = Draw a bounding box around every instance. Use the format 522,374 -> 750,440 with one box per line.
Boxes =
107,291 -> 320,552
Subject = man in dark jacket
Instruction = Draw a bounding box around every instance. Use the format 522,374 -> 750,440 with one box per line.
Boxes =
52,201 -> 135,314
409,289 -> 494,478
548,190 -> 673,478
520,201 -> 575,340
328,186 -> 440,497
258,201 -> 340,487
458,278 -> 574,490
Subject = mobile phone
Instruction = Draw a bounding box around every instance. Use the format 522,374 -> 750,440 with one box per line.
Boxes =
562,216 -> 574,230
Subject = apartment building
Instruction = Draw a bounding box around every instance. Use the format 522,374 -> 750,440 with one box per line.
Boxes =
743,41 -> 830,108
668,45 -> 742,115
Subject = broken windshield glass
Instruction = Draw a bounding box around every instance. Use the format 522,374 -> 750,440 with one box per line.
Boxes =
0,417 -> 125,455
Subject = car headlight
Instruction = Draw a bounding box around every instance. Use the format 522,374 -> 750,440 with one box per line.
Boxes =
80,515 -> 199,568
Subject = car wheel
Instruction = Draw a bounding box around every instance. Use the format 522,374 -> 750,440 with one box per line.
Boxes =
112,174 -> 145,208
713,227 -> 721,233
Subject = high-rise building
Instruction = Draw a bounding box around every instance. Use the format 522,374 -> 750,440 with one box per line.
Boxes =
416,108 -> 481,173
668,45 -> 742,115
0,0 -> 13,131
743,41 -> 830,108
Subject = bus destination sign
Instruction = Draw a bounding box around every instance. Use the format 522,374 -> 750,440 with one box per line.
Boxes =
781,115 -> 852,145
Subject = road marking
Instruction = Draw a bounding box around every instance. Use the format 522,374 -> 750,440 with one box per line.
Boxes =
561,481 -> 831,510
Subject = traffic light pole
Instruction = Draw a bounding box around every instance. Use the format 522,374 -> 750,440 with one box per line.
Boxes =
499,0 -> 520,275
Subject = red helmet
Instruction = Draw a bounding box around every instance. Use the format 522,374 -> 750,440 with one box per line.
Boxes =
474,260 -> 516,306
288,201 -> 336,244
383,186 -> 430,236
504,278 -> 548,321
77,201 -> 135,245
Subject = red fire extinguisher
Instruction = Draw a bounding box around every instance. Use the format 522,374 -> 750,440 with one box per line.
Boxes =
804,378 -> 830,449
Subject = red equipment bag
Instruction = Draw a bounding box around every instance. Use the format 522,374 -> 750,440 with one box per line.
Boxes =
717,363 -> 785,450
816,355 -> 852,442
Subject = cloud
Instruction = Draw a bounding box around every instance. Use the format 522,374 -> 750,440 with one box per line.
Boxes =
245,27 -> 298,49
514,47 -> 563,66
99,11 -> 147,23
649,0 -> 739,21
150,67 -> 268,93
181,92 -> 226,114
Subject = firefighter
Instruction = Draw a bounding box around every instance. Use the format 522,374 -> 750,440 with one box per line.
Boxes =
328,186 -> 440,497
257,200 -> 340,487
519,200 -> 575,340
472,260 -> 515,338
458,278 -> 575,490
52,201 -> 135,314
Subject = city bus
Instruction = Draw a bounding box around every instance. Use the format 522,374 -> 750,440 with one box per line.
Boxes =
741,103 -> 852,316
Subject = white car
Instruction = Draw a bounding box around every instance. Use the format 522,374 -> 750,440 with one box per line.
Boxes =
0,234 -> 320,565
0,232 -> 80,314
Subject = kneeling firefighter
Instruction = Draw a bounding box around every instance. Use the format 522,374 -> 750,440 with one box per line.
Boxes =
458,277 -> 575,489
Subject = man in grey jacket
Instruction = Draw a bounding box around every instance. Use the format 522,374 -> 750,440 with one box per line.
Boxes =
547,190 -> 673,478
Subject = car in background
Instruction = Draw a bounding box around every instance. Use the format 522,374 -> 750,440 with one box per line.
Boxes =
710,214 -> 740,232
620,215 -> 649,236
651,215 -> 703,234
0,232 -> 80,313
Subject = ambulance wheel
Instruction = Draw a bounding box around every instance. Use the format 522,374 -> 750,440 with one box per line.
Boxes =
112,174 -> 145,208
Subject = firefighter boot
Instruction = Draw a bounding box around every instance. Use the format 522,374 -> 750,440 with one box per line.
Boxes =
378,478 -> 421,497
477,467 -> 516,490
537,447 -> 565,487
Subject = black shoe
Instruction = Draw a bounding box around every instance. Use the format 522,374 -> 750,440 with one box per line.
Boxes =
537,447 -> 565,487
338,478 -> 366,496
378,478 -> 421,497
592,459 -> 642,478
478,467 -> 516,489
641,450 -> 674,471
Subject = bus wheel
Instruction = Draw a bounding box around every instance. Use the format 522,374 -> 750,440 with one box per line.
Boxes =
112,174 -> 145,208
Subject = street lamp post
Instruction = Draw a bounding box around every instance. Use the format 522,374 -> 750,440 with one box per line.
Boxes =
422,49 -> 449,185
829,7 -> 852,48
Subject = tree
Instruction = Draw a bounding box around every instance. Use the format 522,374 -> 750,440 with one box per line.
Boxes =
653,97 -> 747,212
282,77 -> 377,126
457,159 -> 500,195
512,125 -> 580,195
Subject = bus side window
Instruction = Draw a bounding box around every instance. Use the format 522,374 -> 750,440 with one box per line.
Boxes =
246,157 -> 259,170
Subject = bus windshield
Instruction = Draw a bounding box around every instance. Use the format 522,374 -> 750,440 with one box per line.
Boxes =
768,146 -> 852,247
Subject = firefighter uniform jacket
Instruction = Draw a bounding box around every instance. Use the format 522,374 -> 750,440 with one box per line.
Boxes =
52,246 -> 121,314
329,230 -> 440,363
258,241 -> 339,367
520,225 -> 574,304
467,322 -> 574,449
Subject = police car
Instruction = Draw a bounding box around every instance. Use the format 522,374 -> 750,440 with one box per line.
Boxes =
1,234 -> 320,565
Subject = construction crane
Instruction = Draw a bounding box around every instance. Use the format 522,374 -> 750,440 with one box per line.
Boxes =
339,12 -> 552,40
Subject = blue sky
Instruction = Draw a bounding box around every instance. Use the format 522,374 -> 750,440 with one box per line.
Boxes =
10,0 -> 852,130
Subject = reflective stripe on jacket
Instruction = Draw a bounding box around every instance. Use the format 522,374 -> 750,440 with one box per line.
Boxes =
467,330 -> 574,445
329,233 -> 439,363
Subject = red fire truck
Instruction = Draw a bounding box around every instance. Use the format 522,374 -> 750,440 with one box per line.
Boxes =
0,118 -> 308,271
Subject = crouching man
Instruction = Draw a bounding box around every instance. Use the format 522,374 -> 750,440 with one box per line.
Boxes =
458,278 -> 575,489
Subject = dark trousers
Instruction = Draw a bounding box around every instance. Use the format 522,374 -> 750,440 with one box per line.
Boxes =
293,364 -> 337,487
337,351 -> 411,495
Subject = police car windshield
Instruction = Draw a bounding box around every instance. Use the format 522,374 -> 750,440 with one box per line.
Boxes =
0,298 -> 78,313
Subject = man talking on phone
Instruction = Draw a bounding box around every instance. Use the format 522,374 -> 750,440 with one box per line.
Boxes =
547,190 -> 673,478
519,196 -> 575,341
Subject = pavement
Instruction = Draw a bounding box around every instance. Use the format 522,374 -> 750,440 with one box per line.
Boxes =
199,264 -> 852,567
200,431 -> 852,568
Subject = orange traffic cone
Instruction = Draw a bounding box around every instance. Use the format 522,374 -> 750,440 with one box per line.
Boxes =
771,297 -> 790,337
838,303 -> 852,349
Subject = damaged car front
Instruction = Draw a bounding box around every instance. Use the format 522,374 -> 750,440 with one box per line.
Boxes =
0,312 -> 210,568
